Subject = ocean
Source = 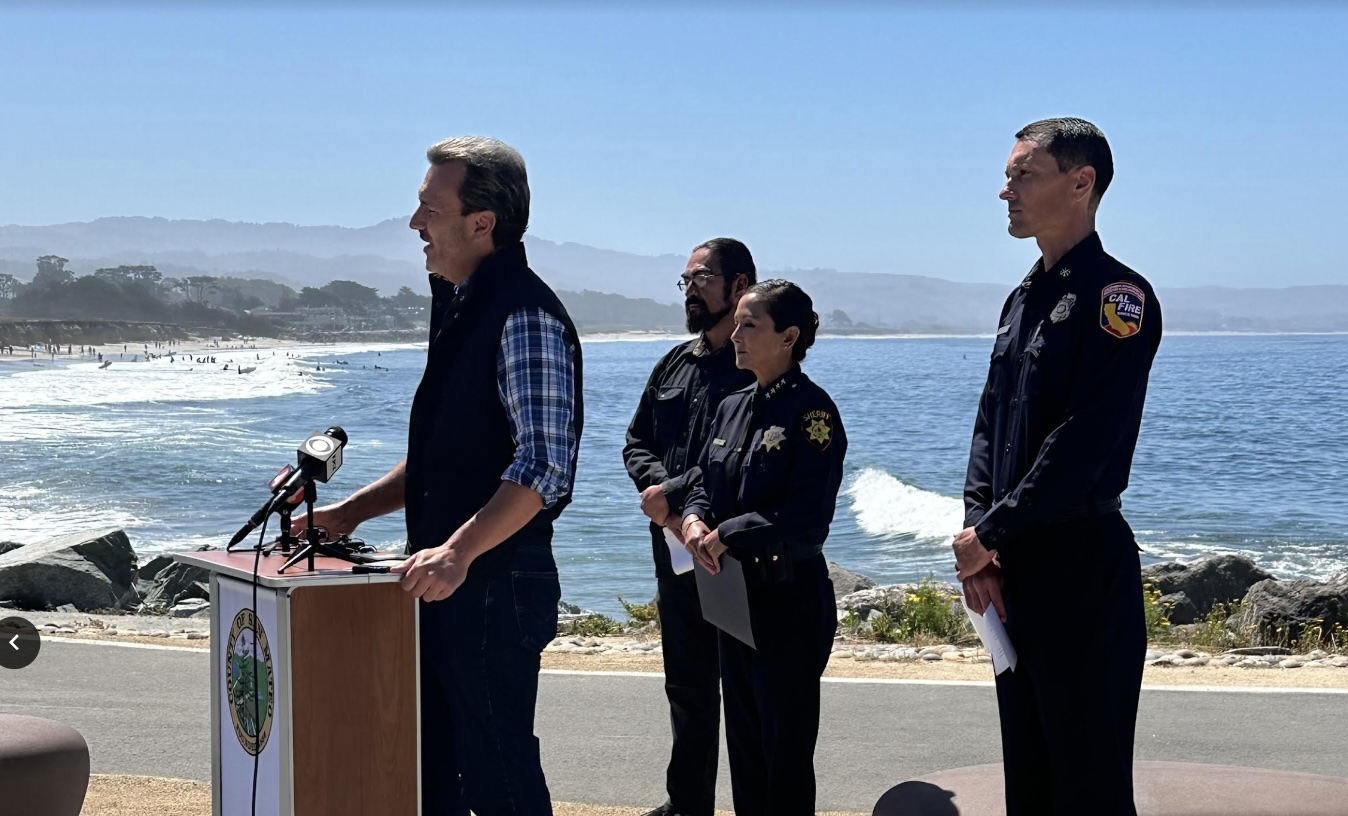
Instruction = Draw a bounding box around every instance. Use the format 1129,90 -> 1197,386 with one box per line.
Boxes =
2,333 -> 1344,617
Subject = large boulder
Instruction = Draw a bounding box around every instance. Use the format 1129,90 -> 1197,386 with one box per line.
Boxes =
1160,591 -> 1202,626
137,555 -> 176,582
0,528 -> 138,612
0,542 -> 23,557
838,581 -> 961,619
1141,555 -> 1273,620
139,561 -> 211,611
136,544 -> 221,612
839,586 -> 909,620
1233,573 -> 1348,642
827,562 -> 877,603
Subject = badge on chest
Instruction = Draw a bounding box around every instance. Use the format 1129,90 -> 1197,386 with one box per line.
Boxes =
1050,293 -> 1077,323
759,426 -> 786,452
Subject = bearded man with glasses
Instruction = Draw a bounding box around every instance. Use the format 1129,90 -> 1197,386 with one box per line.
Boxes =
622,237 -> 757,816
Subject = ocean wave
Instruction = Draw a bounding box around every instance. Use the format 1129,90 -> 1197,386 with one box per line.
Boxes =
845,467 -> 963,542
1140,540 -> 1344,582
0,502 -> 149,546
0,350 -> 329,408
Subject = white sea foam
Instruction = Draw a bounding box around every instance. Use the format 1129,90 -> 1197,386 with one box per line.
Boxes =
1142,542 -> 1343,582
845,467 -> 964,542
0,352 -> 326,410
0,342 -> 428,413
0,499 -> 148,545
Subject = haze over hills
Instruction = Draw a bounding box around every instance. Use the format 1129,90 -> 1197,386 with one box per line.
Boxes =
1,217 -> 1345,334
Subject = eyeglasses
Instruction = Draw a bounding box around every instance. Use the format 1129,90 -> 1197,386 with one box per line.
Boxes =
676,273 -> 723,293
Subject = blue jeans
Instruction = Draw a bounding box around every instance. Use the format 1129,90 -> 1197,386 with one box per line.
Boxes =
418,544 -> 560,816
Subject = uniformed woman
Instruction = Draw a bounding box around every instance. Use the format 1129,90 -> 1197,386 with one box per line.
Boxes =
680,279 -> 847,816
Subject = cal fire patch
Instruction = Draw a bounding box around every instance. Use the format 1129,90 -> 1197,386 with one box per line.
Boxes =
1100,282 -> 1145,339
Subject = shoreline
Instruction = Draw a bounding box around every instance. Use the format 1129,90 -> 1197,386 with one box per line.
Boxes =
5,328 -> 1347,366
22,611 -> 1348,690
0,334 -> 423,369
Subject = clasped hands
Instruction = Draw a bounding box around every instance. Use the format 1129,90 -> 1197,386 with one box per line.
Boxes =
681,517 -> 726,574
640,484 -> 722,572
952,526 -> 1006,623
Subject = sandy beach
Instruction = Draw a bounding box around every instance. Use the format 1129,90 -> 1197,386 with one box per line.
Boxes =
0,334 -> 429,371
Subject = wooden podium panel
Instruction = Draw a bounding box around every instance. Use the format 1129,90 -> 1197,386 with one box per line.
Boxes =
290,582 -> 418,816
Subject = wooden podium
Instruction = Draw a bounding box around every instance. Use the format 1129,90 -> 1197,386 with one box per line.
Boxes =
174,550 -> 420,816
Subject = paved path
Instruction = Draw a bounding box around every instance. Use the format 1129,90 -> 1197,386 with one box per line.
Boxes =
3,640 -> 1346,812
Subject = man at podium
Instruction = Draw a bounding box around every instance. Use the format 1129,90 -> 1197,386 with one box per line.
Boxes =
304,136 -> 584,816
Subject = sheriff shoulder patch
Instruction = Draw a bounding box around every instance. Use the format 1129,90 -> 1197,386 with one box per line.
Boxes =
802,409 -> 833,451
1100,281 -> 1145,339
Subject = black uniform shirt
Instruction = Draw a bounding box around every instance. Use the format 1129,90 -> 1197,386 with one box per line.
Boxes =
964,232 -> 1162,552
683,365 -> 848,562
624,335 -> 756,512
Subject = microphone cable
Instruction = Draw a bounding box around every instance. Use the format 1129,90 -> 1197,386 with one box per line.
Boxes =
249,497 -> 276,816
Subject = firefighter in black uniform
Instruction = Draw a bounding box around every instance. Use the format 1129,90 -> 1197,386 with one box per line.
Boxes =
623,238 -> 757,816
956,118 -> 1163,816
682,280 -> 847,816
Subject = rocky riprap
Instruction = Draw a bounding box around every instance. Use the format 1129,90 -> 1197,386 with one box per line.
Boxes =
3,530 -> 1345,662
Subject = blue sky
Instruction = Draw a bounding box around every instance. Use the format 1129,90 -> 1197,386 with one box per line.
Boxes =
1,5 -> 1344,286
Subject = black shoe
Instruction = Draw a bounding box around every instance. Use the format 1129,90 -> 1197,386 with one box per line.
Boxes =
640,804 -> 675,816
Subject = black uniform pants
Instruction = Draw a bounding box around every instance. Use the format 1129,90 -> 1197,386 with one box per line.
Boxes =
419,544 -> 560,816
652,527 -> 721,816
994,512 -> 1145,816
719,553 -> 836,816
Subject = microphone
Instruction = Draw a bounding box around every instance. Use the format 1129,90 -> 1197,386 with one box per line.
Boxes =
227,427 -> 349,548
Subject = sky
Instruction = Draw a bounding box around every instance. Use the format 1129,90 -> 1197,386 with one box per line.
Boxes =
1,4 -> 1345,287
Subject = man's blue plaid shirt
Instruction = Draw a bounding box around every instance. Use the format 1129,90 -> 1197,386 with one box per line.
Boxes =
495,307 -> 578,508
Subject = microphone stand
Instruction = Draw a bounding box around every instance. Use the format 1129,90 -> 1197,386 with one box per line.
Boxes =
276,481 -> 362,574
271,504 -> 299,555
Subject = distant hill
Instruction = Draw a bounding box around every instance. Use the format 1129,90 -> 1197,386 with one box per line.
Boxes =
2,217 -> 1345,334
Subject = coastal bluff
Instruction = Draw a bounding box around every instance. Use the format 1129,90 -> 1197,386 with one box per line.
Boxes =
0,318 -> 187,348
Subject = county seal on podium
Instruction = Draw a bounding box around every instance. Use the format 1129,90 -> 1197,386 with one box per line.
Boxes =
226,608 -> 274,757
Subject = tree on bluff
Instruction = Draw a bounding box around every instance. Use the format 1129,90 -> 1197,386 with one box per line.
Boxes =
181,275 -> 219,304
298,287 -> 336,308
320,280 -> 382,314
388,286 -> 428,310
95,264 -> 163,291
32,255 -> 72,290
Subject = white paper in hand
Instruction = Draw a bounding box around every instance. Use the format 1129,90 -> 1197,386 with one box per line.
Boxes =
664,528 -> 694,575
963,598 -> 1017,675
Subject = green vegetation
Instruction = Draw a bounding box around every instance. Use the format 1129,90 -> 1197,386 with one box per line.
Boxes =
618,596 -> 659,629
1143,586 -> 1347,654
1142,581 -> 1173,643
839,579 -> 976,646
0,255 -> 432,338
555,596 -> 660,638
556,614 -> 624,638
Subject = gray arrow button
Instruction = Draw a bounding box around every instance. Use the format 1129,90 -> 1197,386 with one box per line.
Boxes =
0,617 -> 40,669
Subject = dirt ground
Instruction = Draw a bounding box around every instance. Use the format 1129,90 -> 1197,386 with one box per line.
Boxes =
80,776 -> 865,816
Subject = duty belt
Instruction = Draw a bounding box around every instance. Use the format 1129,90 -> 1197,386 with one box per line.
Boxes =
1057,496 -> 1122,522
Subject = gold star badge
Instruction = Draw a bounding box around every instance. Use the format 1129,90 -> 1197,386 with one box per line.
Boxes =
760,426 -> 786,452
806,418 -> 831,447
